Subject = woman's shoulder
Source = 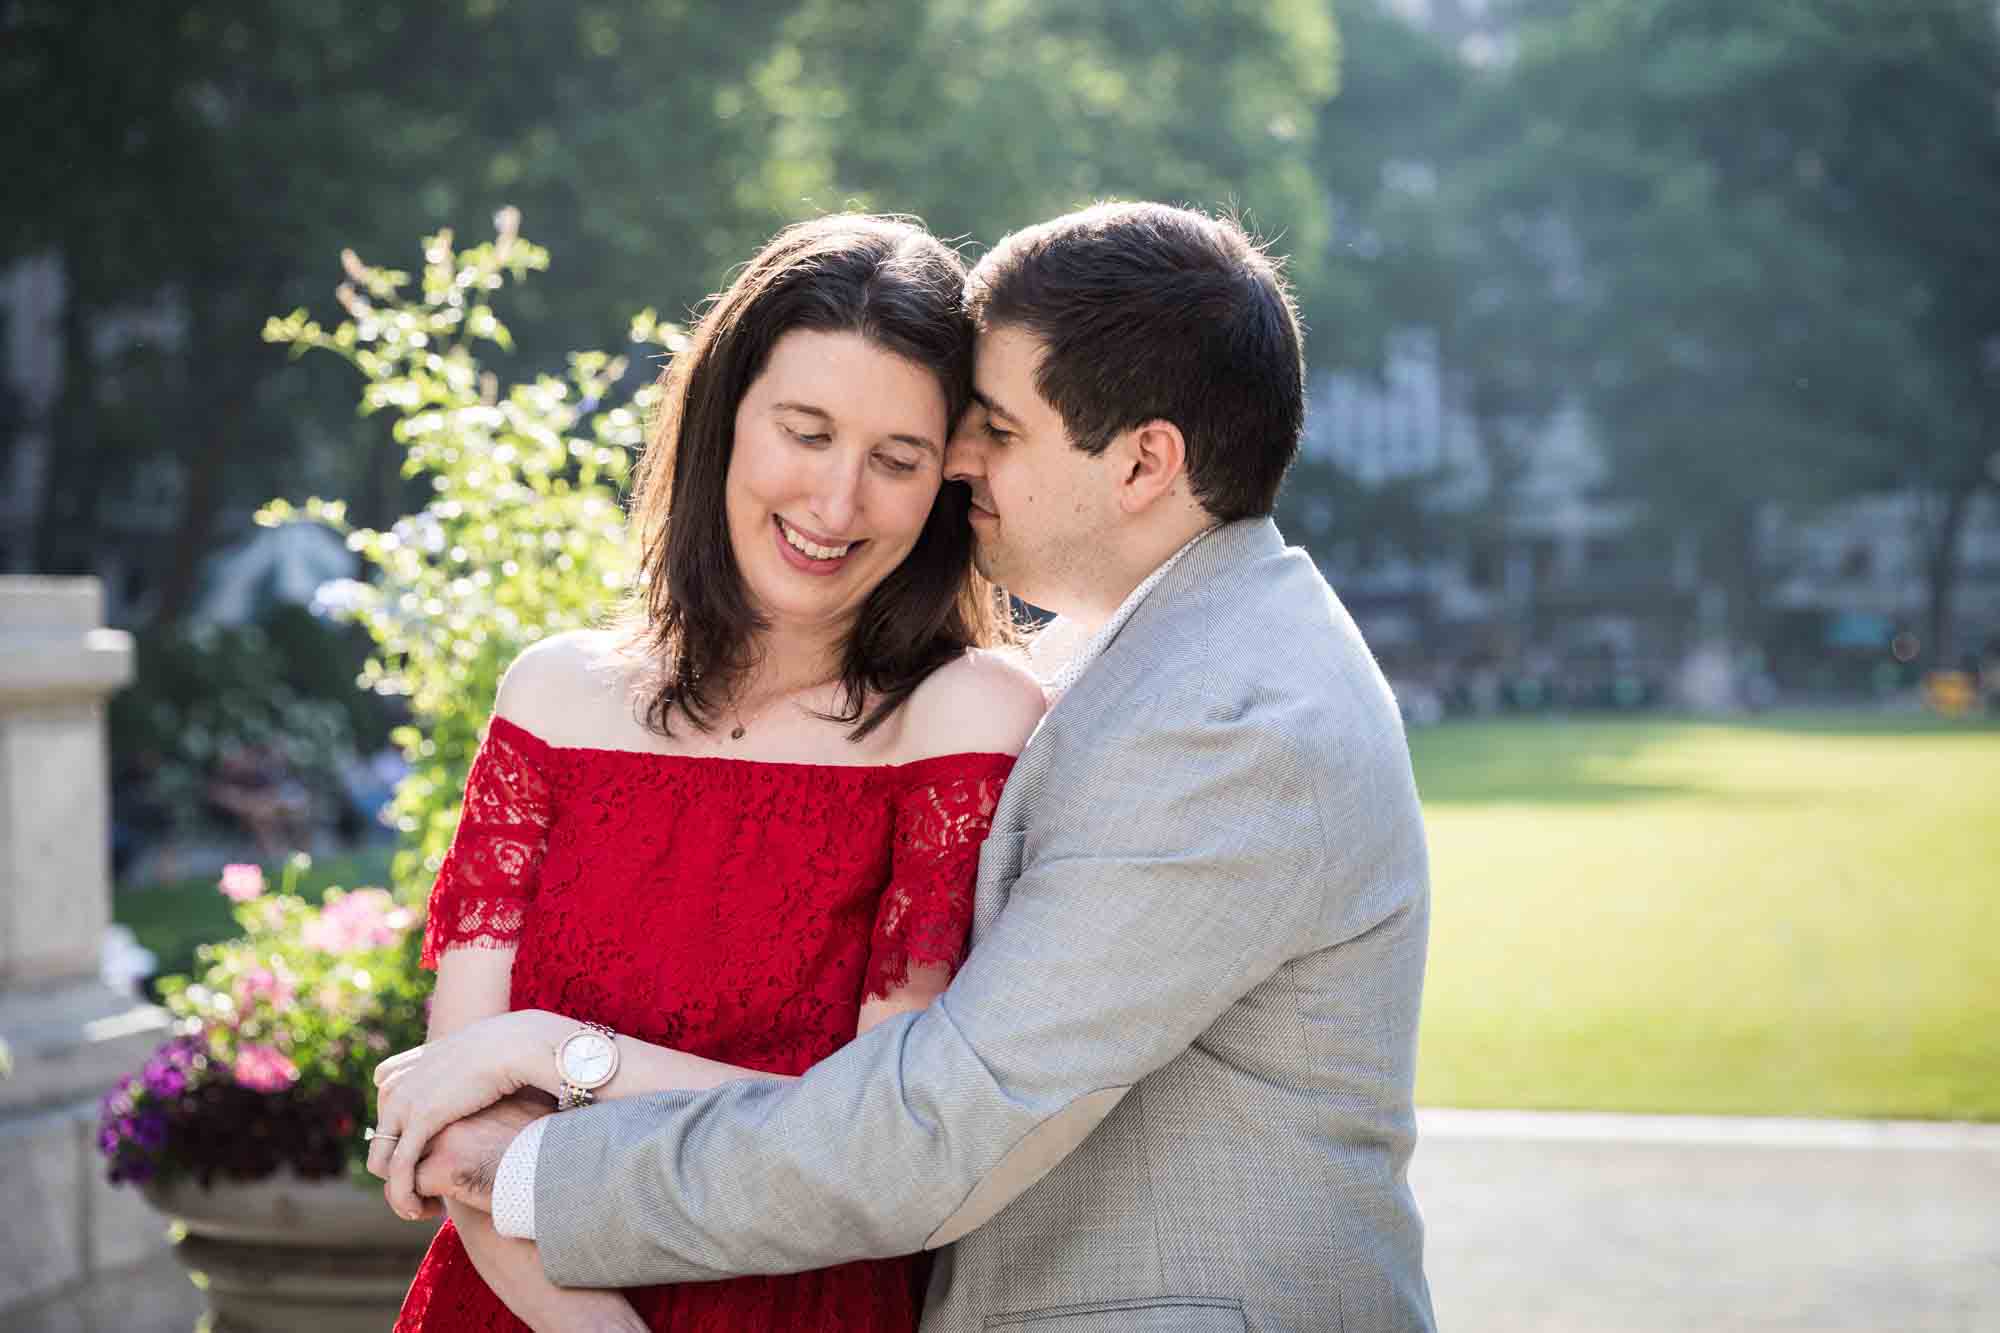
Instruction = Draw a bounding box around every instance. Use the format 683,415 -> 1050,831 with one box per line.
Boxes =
896,648 -> 1047,763
492,628 -> 636,741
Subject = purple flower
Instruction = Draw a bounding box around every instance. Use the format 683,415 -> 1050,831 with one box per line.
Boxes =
143,1066 -> 187,1097
141,1055 -> 189,1098
132,1111 -> 168,1152
100,1074 -> 135,1117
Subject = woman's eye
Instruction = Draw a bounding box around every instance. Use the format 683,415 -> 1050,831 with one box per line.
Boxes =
983,422 -> 1012,444
785,425 -> 831,445
877,454 -> 921,475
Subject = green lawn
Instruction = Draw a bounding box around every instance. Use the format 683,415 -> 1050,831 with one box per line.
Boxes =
113,715 -> 1998,1121
1409,713 -> 2000,1121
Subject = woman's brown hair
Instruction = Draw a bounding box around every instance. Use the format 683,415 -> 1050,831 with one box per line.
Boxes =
624,214 -> 1014,740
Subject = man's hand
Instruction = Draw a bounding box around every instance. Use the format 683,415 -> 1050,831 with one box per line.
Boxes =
399,1090 -> 553,1221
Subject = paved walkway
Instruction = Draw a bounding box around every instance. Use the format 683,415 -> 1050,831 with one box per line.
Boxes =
1412,1109 -> 2000,1332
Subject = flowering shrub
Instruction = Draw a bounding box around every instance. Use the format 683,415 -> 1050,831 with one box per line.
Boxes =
99,859 -> 427,1188
103,213 -> 668,1190
258,208 -> 668,908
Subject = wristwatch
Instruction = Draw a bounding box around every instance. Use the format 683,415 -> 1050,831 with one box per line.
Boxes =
555,1021 -> 620,1110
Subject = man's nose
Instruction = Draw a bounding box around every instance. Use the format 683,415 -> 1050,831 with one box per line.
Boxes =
943,422 -> 984,484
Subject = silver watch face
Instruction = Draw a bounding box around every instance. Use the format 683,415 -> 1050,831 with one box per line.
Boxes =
561,1032 -> 616,1087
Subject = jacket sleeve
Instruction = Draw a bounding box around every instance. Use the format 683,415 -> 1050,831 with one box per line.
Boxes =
532,686 -> 1343,1287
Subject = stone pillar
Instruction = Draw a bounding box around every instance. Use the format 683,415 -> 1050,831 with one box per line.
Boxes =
0,577 -> 200,1331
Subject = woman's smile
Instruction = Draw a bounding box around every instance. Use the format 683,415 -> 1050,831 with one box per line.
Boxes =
773,515 -> 863,575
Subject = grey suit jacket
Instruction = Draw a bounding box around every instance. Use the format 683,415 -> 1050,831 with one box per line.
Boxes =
534,518 -> 1436,1332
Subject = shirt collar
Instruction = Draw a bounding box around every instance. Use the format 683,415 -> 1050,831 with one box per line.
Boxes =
1033,527 -> 1217,701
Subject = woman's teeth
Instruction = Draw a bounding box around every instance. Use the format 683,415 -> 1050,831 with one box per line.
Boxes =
779,519 -> 853,561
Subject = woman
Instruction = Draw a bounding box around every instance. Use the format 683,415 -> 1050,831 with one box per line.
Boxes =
374,214 -> 1045,1333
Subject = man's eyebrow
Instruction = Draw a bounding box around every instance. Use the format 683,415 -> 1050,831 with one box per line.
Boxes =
774,400 -> 937,455
972,389 -> 1021,425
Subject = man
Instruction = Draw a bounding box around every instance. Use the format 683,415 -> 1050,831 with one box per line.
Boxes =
419,201 -> 1436,1331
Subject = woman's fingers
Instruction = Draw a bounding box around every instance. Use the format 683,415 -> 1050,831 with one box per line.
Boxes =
385,1118 -> 434,1220
364,1113 -> 401,1180
367,1071 -> 416,1183
367,1036 -> 520,1218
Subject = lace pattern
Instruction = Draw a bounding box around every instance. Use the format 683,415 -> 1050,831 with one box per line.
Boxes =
866,769 -> 1007,1000
396,1220 -> 931,1331
397,715 -> 1011,1332
420,721 -> 553,968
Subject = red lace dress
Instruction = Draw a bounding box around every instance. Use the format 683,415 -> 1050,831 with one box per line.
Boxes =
394,715 -> 1013,1333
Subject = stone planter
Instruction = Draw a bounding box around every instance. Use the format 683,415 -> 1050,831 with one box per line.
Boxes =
144,1170 -> 441,1332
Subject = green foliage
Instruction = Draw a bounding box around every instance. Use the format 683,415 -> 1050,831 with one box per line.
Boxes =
6,1 -> 1350,621
1458,0 -> 2000,644
751,0 -> 1339,277
5,0 -> 795,609
260,215 -> 668,903
108,610 -> 374,836
106,215 -> 667,1189
1305,0 -> 1470,368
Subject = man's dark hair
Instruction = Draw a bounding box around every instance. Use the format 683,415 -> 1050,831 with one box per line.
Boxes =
965,201 -> 1305,521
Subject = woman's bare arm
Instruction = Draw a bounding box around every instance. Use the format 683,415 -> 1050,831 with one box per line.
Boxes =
489,954 -> 953,1104
421,949 -> 646,1333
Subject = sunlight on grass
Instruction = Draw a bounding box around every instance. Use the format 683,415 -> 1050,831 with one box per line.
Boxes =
1410,715 -> 2000,1120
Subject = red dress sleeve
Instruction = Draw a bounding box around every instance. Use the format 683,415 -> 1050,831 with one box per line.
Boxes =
863,753 -> 1015,1002
420,716 -> 554,968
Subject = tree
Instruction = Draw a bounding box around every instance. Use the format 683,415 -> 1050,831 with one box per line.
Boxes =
7,1 -> 1361,630
737,0 -> 1341,277
1283,4 -> 1560,576
3,0 -> 797,616
1471,0 -> 2000,658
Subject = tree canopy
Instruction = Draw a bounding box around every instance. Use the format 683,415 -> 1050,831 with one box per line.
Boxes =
4,0 -> 1995,659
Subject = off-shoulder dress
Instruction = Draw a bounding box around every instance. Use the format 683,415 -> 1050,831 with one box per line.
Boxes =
394,715 -> 1012,1332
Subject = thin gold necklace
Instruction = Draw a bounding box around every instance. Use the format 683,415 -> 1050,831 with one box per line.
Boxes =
726,671 -> 843,740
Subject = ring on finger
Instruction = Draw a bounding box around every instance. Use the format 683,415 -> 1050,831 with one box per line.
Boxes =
365,1128 -> 400,1143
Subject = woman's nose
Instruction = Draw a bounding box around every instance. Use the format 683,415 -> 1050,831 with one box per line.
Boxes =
809,455 -> 864,533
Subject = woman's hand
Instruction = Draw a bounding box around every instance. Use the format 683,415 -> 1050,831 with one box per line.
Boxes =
368,1008 -> 567,1218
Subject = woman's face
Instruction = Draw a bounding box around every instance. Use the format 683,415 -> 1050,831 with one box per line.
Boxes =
725,328 -> 950,643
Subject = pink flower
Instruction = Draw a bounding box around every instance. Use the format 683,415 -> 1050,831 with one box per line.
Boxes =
231,1043 -> 299,1093
232,966 -> 294,1012
218,864 -> 266,903
301,889 -> 414,955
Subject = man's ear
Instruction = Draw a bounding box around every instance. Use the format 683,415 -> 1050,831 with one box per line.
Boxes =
1112,419 -> 1188,515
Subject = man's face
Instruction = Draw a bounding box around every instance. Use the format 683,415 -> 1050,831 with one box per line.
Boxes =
944,325 -> 1116,615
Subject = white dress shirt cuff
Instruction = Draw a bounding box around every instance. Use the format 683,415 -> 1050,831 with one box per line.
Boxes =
490,1115 -> 548,1240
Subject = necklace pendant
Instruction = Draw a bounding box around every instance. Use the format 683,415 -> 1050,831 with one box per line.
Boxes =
730,724 -> 746,740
